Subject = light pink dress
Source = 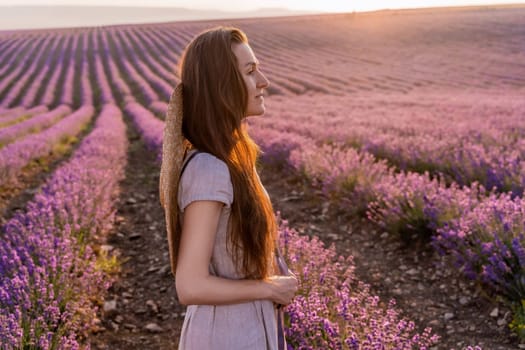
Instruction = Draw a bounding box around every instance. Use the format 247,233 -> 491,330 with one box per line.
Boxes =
177,150 -> 279,350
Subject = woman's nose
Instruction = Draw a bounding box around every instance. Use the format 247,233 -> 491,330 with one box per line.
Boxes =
257,71 -> 270,89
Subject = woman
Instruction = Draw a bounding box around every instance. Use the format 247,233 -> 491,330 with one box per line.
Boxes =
159,26 -> 298,349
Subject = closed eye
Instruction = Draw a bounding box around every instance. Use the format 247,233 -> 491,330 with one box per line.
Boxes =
246,62 -> 259,75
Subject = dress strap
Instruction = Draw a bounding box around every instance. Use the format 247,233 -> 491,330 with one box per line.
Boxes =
180,150 -> 202,177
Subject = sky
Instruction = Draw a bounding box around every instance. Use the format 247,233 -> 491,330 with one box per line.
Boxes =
0,0 -> 523,30
1,0 -> 524,13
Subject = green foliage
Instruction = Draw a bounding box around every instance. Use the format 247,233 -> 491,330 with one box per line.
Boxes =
510,300 -> 525,339
95,248 -> 121,276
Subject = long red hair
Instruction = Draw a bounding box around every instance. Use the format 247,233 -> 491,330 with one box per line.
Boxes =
176,26 -> 276,280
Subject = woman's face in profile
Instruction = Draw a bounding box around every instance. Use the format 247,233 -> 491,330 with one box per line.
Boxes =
232,42 -> 270,117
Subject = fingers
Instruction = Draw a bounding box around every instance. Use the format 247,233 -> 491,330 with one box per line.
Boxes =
266,274 -> 299,305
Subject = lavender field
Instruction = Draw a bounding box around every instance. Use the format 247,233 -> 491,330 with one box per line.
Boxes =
0,5 -> 524,349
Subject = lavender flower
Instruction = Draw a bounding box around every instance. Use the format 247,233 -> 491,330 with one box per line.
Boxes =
278,218 -> 440,349
0,104 -> 127,348
0,105 -> 72,147
0,105 -> 95,186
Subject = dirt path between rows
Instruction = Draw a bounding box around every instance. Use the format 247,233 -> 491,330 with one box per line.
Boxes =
88,124 -> 183,350
88,129 -> 518,349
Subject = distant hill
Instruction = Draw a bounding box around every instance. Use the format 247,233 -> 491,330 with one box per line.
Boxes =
0,5 -> 317,31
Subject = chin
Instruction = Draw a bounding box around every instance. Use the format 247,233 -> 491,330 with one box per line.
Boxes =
247,108 -> 266,117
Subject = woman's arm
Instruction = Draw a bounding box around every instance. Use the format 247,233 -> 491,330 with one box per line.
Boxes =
175,200 -> 297,306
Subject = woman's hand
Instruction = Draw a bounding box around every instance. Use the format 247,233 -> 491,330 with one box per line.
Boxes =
265,273 -> 299,306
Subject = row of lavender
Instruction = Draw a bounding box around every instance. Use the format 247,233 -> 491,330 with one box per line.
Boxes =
0,105 -> 95,187
0,106 -> 69,147
247,120 -> 525,338
0,104 -> 127,348
122,95 -> 491,348
0,105 -> 48,128
259,93 -> 525,196
0,32 -> 79,108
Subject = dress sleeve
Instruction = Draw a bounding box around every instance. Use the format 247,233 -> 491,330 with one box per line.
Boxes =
178,152 -> 234,211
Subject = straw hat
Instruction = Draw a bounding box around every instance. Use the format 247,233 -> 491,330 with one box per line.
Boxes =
159,83 -> 190,276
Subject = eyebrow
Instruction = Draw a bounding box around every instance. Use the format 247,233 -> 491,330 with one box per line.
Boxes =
243,61 -> 259,68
